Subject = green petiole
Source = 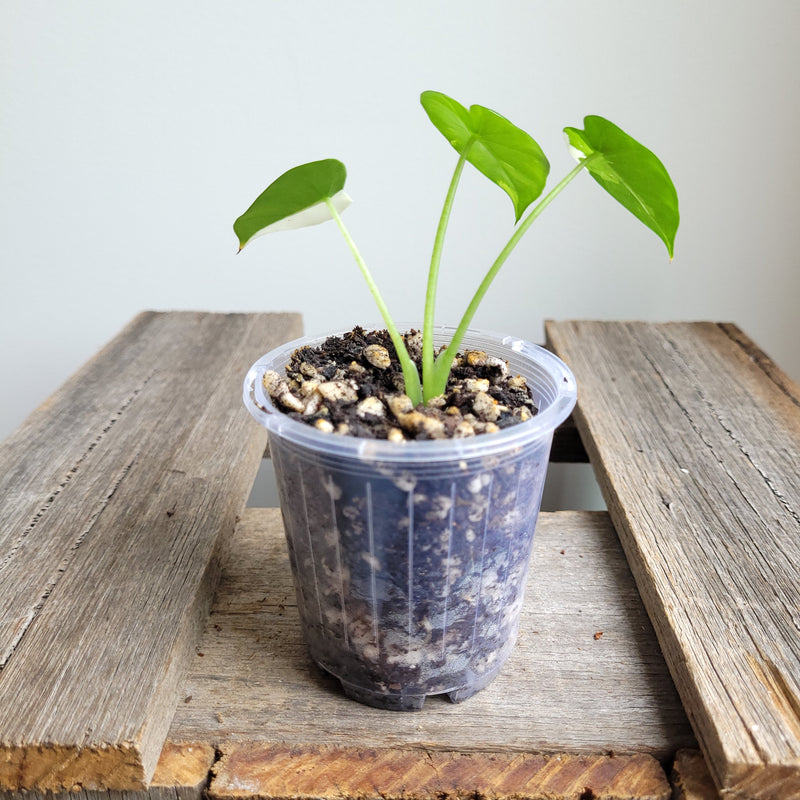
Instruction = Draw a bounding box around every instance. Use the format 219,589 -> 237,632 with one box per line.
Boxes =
427,155 -> 599,399
325,199 -> 423,406
422,142 -> 473,402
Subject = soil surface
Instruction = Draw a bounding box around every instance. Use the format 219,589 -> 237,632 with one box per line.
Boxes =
261,326 -> 538,440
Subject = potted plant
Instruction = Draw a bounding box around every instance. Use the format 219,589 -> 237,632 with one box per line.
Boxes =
238,90 -> 679,711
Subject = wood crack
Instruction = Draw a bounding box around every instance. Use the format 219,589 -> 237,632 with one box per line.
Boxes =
0,377 -> 150,671
0,454 -> 139,672
0,378 -> 150,575
634,326 -> 800,550
747,653 -> 800,745
681,356 -> 800,530
718,322 -> 800,410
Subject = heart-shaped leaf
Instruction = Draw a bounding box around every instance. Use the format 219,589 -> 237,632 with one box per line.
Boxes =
421,90 -> 549,223
564,116 -> 679,258
234,158 -> 351,250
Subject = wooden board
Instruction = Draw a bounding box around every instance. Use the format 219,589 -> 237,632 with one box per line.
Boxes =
0,311 -> 303,792
545,321 -> 800,800
0,742 -> 215,800
209,743 -> 672,800
169,507 -> 695,759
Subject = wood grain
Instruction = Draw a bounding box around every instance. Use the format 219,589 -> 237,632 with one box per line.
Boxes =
169,507 -> 694,759
209,743 -> 671,800
0,742 -> 215,800
545,321 -> 800,800
0,311 -> 303,791
672,750 -> 721,800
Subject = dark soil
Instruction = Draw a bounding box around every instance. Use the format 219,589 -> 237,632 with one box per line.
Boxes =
261,326 -> 538,440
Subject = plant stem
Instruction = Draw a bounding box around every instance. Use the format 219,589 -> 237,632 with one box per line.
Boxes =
432,154 -> 599,394
422,142 -> 473,401
325,199 -> 423,405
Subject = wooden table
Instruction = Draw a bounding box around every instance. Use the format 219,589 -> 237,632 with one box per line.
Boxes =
1,313 -> 798,800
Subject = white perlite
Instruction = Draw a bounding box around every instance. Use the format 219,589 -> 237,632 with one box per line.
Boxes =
363,344 -> 392,370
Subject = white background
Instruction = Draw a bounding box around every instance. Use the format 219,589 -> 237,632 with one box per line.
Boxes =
2,2 -> 798,498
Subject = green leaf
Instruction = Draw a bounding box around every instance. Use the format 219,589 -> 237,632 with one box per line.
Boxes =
421,90 -> 550,223
234,158 -> 350,250
564,116 -> 679,258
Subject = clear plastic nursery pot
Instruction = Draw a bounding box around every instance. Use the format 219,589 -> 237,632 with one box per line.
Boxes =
243,326 -> 577,711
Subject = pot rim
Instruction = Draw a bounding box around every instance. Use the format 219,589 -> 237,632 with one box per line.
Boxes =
243,324 -> 577,463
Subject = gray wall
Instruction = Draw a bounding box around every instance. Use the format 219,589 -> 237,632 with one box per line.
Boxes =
2,1 -> 799,454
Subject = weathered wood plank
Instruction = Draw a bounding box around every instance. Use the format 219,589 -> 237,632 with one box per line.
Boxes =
209,743 -> 671,800
169,507 -> 694,759
716,323 -> 800,407
545,320 -> 800,800
148,743 -> 216,800
0,742 -> 215,800
0,311 -> 303,792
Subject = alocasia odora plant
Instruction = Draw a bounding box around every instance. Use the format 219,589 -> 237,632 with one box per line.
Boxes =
234,90 -> 679,407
